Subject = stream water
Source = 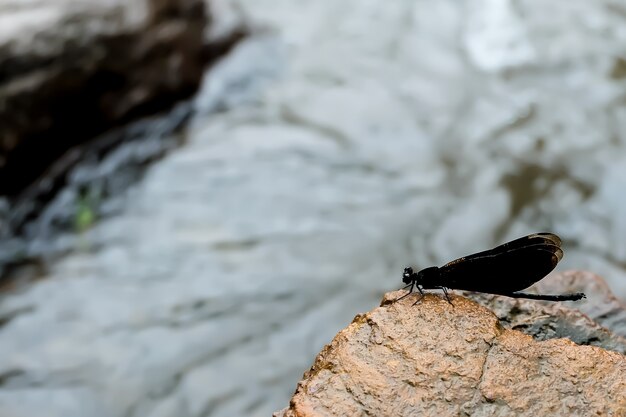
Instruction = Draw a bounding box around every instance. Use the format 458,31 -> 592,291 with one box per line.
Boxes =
1,1 -> 626,416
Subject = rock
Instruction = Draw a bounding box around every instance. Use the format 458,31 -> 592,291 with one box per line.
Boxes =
275,291 -> 626,417
534,270 -> 626,338
0,0 -> 207,196
0,33 -> 287,417
462,271 -> 626,353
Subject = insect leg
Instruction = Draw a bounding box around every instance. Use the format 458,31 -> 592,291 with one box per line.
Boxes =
395,282 -> 414,302
440,287 -> 453,305
411,286 -> 425,306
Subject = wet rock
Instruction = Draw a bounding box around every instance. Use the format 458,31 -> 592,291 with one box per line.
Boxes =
0,33 -> 287,417
0,0 -> 253,277
275,292 -> 626,417
0,0 -> 207,196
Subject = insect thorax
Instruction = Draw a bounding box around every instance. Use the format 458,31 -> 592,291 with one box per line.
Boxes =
417,266 -> 441,288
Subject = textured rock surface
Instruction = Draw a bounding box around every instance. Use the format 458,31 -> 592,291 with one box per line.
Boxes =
0,0 -> 206,195
466,271 -> 626,345
275,293 -> 626,417
534,270 -> 626,338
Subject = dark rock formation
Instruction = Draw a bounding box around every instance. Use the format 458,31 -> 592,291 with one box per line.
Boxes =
275,272 -> 626,417
0,0 -> 207,196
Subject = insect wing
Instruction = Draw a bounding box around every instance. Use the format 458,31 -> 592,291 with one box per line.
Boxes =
442,233 -> 561,269
491,232 -> 561,251
438,242 -> 563,293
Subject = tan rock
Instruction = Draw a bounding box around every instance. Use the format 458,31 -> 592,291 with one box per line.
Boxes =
276,291 -> 626,417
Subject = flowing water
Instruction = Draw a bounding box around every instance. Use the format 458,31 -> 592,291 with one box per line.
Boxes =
1,1 -> 626,416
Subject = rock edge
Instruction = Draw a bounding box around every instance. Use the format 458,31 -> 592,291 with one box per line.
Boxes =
275,273 -> 626,417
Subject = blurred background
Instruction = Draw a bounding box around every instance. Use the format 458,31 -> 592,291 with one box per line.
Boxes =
1,0 -> 626,416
